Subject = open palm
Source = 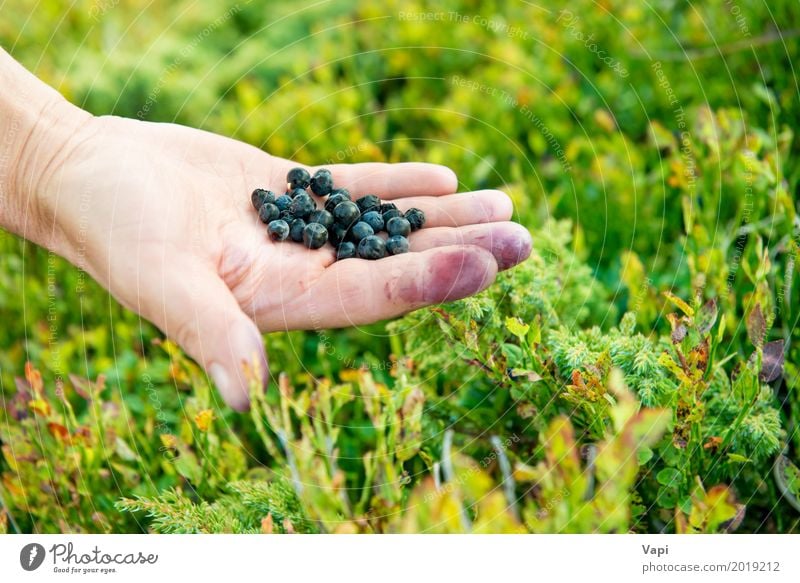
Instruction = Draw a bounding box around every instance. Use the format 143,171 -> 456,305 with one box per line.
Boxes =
42,115 -> 531,409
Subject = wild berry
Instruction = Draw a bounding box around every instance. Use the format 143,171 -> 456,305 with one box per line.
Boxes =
309,209 -> 334,229
303,222 -> 329,249
336,241 -> 357,260
330,187 -> 350,198
309,169 -> 334,196
258,203 -> 280,224
287,167 -> 311,190
404,208 -> 426,231
382,208 -> 402,222
289,187 -> 307,199
380,202 -> 397,214
333,201 -> 360,226
386,216 -> 411,237
386,235 -> 410,255
361,210 -> 384,232
325,192 -> 351,213
290,193 -> 316,218
268,220 -> 290,241
275,194 -> 292,212
329,223 -> 348,246
356,194 -> 381,214
357,235 -> 386,260
289,218 -> 306,242
251,188 -> 275,210
350,221 -> 374,242
279,209 -> 293,222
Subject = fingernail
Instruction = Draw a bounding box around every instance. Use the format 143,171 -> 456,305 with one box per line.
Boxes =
210,363 -> 247,412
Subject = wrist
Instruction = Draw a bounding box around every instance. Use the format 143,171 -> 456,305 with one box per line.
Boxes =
0,48 -> 93,249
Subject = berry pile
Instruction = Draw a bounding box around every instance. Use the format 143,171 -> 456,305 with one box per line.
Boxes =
250,168 -> 426,260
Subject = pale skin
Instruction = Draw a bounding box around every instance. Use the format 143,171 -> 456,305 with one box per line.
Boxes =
1,48 -> 531,410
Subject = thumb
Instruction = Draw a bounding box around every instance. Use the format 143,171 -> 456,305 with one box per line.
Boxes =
155,266 -> 268,411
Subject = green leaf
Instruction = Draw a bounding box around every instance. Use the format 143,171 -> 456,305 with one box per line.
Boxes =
656,467 -> 682,487
663,292 -> 694,317
637,446 -> 654,465
726,453 -> 752,464
505,317 -> 530,341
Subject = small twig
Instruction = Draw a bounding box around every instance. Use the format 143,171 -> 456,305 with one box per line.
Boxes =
583,444 -> 597,501
490,435 -> 519,520
277,431 -> 303,496
631,29 -> 800,62
433,461 -> 442,491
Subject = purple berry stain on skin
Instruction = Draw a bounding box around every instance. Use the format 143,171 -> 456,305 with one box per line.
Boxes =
386,249 -> 496,306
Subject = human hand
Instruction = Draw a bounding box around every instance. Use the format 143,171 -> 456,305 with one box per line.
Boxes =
19,114 -> 531,410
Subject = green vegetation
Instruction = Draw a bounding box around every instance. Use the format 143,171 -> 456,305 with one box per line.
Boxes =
1,0 -> 799,533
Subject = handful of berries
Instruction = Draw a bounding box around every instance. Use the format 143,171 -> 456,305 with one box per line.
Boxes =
250,168 -> 426,260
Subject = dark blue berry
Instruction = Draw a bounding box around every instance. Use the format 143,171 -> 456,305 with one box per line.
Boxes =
404,208 -> 426,231
267,219 -> 290,241
289,187 -> 307,199
258,203 -> 280,224
386,216 -> 411,237
275,194 -> 292,212
309,169 -> 334,196
382,208 -> 402,222
303,222 -> 329,249
251,188 -> 275,210
333,201 -> 360,227
329,223 -> 348,246
287,167 -> 311,190
379,202 -> 397,214
349,221 -> 374,242
309,209 -> 334,229
361,210 -> 384,232
356,194 -> 381,214
336,241 -> 357,260
290,193 -> 316,218
325,192 -> 351,213
279,209 -> 293,222
289,218 -> 306,242
330,188 -> 350,198
357,235 -> 386,260
386,235 -> 409,255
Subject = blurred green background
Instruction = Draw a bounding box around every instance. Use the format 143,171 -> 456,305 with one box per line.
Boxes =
1,0 -> 799,533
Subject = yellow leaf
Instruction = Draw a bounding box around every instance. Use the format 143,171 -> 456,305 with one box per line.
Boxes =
663,291 -> 695,317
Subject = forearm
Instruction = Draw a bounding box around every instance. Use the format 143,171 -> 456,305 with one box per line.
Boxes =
0,47 -> 91,247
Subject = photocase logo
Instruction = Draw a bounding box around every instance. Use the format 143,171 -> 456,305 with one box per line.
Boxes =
20,543 -> 46,571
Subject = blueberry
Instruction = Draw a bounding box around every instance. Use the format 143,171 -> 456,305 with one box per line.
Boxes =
258,202 -> 280,224
356,194 -> 381,214
333,201 -> 360,227
349,221 -> 374,242
325,192 -> 351,213
275,194 -> 292,212
303,222 -> 329,249
386,216 -> 411,237
361,210 -> 384,232
309,169 -> 334,196
309,209 -> 334,229
289,187 -> 307,199
329,223 -> 348,246
267,219 -> 290,241
336,241 -> 357,260
287,167 -> 311,190
382,208 -> 402,222
330,187 -> 350,198
290,193 -> 316,218
289,218 -> 306,242
251,188 -> 275,210
357,235 -> 386,260
279,209 -> 293,222
404,208 -> 426,231
386,235 -> 409,255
